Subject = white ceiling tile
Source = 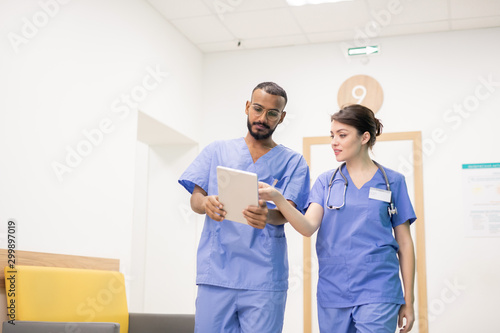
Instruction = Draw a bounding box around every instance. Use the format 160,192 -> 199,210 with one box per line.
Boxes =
147,0 -> 500,53
200,0 -> 241,20
451,0 -> 500,19
201,0 -> 289,14
365,0 -> 449,26
170,16 -> 235,43
378,21 -> 452,37
222,8 -> 303,39
236,0 -> 289,11
291,1 -> 371,33
451,16 -> 500,30
146,0 -> 211,19
197,40 -> 244,53
241,34 -> 310,49
306,30 -> 360,44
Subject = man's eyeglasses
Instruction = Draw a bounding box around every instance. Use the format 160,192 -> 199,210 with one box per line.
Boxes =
251,105 -> 282,121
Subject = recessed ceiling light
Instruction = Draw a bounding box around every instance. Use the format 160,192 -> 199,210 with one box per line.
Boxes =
286,0 -> 353,6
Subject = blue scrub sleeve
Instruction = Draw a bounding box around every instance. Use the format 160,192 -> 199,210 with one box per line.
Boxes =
307,171 -> 330,209
281,156 -> 311,214
178,143 -> 214,194
390,173 -> 417,228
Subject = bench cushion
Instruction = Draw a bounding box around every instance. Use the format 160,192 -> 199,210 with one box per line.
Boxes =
2,321 -> 120,333
4,266 -> 128,333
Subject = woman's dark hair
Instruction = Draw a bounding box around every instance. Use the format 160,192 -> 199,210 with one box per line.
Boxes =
331,104 -> 383,149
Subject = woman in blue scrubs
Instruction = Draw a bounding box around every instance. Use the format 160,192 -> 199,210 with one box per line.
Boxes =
259,104 -> 417,333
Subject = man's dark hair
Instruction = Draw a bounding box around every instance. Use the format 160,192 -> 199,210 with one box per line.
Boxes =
252,82 -> 288,106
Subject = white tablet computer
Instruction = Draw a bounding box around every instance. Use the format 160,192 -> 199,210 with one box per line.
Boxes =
217,166 -> 258,225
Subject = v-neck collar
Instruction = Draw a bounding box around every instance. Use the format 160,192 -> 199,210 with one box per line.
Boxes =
240,137 -> 281,165
343,164 -> 381,190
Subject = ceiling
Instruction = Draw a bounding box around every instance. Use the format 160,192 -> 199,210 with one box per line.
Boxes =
146,0 -> 500,53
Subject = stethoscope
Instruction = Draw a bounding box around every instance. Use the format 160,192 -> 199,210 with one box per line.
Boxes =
326,161 -> 398,217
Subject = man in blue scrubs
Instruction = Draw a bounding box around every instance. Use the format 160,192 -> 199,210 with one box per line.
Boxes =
179,82 -> 310,333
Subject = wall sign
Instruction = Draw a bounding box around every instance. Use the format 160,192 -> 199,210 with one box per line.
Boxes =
337,74 -> 384,113
462,163 -> 500,237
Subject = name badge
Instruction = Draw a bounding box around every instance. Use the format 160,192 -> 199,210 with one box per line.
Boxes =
369,187 -> 392,203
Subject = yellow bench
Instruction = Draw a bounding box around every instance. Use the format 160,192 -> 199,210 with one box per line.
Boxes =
3,265 -> 195,333
5,266 -> 128,333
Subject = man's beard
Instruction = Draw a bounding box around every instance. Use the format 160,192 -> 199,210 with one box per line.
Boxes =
247,118 -> 276,140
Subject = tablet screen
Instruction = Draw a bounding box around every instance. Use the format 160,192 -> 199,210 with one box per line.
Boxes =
217,166 -> 258,225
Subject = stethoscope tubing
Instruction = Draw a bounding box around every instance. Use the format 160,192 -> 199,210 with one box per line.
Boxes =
326,161 -> 397,217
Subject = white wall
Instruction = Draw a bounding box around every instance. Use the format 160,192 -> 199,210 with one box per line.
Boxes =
201,27 -> 500,332
0,0 -> 203,310
139,144 -> 203,314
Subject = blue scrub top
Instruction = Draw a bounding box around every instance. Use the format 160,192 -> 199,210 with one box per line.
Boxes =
308,164 -> 416,308
179,138 -> 310,291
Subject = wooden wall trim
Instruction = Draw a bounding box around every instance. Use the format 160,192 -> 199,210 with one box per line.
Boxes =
0,249 -> 120,289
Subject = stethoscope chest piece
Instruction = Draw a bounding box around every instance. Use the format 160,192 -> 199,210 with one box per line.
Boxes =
388,204 -> 398,218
